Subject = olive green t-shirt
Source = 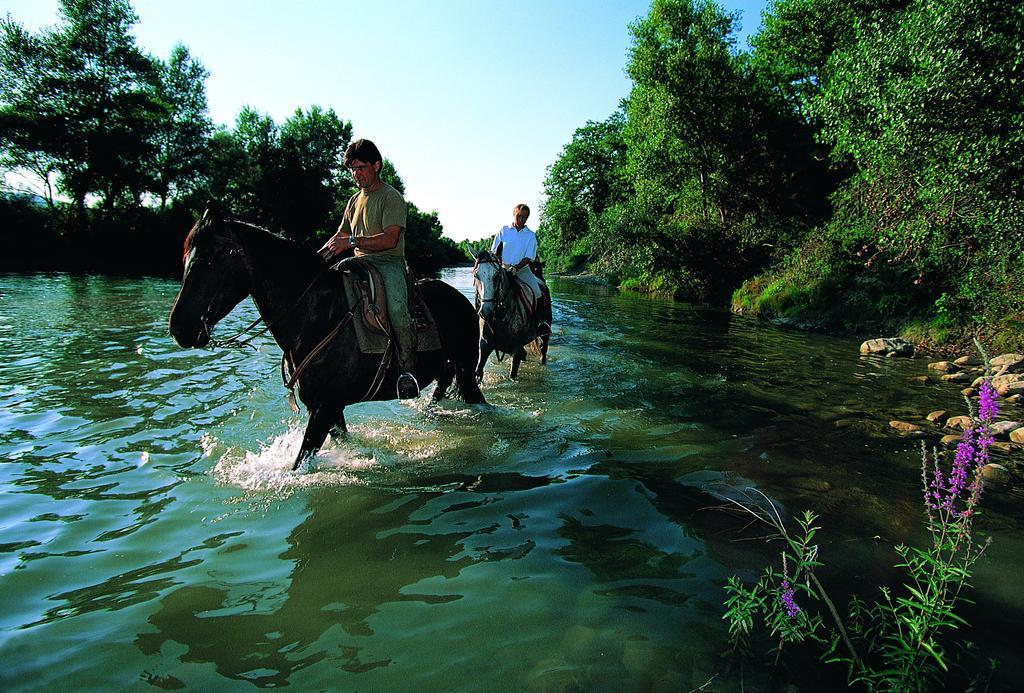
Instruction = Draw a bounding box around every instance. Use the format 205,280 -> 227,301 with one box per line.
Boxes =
339,182 -> 407,257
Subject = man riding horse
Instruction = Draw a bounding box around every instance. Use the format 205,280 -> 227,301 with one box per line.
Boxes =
319,139 -> 420,400
489,203 -> 551,333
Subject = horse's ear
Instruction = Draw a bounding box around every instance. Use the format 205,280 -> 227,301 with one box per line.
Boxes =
468,245 -> 478,259
203,199 -> 223,224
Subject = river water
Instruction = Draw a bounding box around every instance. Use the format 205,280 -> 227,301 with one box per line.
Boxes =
1,269 -> 1022,691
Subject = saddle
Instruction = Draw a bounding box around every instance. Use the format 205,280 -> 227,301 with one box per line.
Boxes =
340,258 -> 442,355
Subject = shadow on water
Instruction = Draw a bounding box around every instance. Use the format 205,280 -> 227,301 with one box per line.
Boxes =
135,486 -> 473,686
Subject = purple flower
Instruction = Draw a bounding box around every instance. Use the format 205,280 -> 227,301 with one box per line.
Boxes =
979,381 -> 999,422
780,580 -> 800,618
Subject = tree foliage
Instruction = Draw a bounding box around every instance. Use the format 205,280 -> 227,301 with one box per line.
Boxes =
539,0 -> 1022,344
1,0 -> 463,278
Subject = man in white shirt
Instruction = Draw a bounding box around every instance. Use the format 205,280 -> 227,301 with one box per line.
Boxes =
490,203 -> 546,307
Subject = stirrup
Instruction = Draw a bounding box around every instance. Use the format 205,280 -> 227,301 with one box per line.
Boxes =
397,371 -> 420,400
537,321 -> 552,336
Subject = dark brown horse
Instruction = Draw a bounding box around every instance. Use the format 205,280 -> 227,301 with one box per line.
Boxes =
472,248 -> 552,380
168,208 -> 486,470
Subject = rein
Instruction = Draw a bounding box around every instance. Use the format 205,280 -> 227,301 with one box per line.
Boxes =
206,221 -> 329,351
195,219 -> 399,408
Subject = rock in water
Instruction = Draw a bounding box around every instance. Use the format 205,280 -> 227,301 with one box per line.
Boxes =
945,415 -> 973,431
890,420 -> 923,434
980,463 -> 1010,484
990,421 -> 1022,439
860,338 -> 915,357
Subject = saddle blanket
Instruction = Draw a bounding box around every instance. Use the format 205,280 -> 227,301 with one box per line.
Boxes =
340,262 -> 443,355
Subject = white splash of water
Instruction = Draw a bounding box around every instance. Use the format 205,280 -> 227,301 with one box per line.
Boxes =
210,424 -> 379,495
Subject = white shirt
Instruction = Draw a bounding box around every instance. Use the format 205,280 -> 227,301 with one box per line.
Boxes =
490,224 -> 537,266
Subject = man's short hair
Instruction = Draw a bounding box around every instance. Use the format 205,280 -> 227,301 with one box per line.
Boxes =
514,203 -> 530,217
344,139 -> 382,166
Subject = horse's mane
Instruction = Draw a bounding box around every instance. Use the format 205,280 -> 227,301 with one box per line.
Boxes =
475,249 -> 500,264
182,213 -> 324,271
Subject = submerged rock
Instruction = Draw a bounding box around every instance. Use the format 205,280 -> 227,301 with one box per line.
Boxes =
941,372 -> 973,384
890,420 -> 923,434
860,337 -> 914,357
940,434 -> 962,448
945,416 -> 973,431
981,463 -> 1010,484
928,361 -> 959,372
990,421 -> 1023,439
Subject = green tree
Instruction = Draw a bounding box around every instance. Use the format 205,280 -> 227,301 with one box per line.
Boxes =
0,0 -> 162,217
150,43 -> 212,210
278,105 -> 353,242
626,0 -> 742,224
814,0 -> 1024,325
539,110 -> 629,271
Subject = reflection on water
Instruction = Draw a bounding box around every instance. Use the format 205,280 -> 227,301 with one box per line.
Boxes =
0,270 -> 1021,690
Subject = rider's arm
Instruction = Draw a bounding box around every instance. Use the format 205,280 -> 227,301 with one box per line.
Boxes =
352,225 -> 402,252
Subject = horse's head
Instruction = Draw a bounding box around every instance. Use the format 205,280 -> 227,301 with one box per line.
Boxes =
471,247 -> 511,321
168,206 -> 252,348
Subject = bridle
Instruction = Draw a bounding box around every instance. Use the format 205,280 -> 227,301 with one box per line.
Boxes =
474,254 -> 510,313
189,218 -> 387,407
193,220 -> 328,350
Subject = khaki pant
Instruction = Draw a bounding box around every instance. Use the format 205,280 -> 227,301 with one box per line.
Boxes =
514,265 -> 545,306
362,254 -> 417,372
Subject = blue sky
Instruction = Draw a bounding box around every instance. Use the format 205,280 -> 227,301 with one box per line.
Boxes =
2,0 -> 768,242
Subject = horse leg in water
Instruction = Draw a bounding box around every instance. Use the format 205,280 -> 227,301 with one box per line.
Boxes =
509,347 -> 527,379
331,410 -> 348,436
537,293 -> 553,365
293,405 -> 340,471
432,361 -> 455,401
476,340 -> 495,382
